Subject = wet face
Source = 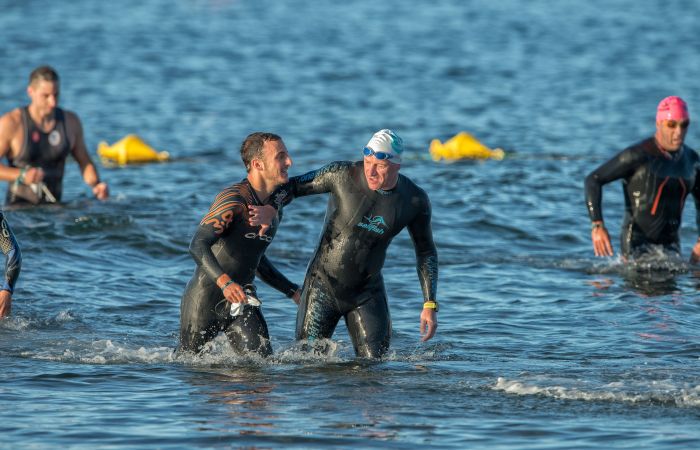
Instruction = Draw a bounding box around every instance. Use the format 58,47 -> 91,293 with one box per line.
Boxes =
27,80 -> 60,117
655,119 -> 689,152
364,155 -> 400,190
258,139 -> 292,185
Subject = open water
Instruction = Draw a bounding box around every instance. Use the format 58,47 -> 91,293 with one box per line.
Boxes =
1,0 -> 700,448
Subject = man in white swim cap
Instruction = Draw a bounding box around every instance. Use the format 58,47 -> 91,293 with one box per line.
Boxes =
265,129 -> 439,358
362,128 -> 404,191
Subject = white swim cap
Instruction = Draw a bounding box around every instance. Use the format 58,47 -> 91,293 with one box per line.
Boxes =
364,129 -> 404,164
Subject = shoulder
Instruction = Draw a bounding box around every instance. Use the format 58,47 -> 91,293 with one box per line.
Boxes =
212,180 -> 251,206
615,137 -> 655,164
398,174 -> 430,207
294,160 -> 354,182
61,108 -> 83,129
0,108 -> 22,132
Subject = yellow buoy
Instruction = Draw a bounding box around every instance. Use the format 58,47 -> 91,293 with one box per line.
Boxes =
97,134 -> 169,166
429,132 -> 504,161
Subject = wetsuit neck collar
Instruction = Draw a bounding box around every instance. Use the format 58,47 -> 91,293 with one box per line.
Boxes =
243,178 -> 265,205
375,176 -> 400,195
653,137 -> 683,161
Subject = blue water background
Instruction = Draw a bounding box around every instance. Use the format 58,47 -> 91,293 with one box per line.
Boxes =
1,0 -> 700,448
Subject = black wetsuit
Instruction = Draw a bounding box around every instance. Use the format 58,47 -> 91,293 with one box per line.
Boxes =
0,211 -> 21,293
272,161 -> 438,358
179,179 -> 298,355
585,137 -> 700,257
6,107 -> 71,204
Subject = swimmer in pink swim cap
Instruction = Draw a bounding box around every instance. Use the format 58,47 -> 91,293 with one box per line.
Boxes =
655,96 -> 690,152
584,96 -> 700,262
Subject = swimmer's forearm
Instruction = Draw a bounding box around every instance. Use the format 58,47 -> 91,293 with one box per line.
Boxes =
416,253 -> 438,302
256,255 -> 299,298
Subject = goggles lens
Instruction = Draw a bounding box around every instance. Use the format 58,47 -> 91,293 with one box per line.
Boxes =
363,147 -> 394,160
666,120 -> 690,130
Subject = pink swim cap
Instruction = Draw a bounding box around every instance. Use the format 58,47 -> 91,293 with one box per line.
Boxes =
656,96 -> 689,122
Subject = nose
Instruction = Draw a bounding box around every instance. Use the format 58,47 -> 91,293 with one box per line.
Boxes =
48,95 -> 57,108
369,162 -> 379,175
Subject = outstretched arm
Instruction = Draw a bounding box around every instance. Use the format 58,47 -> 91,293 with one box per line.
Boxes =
407,195 -> 439,342
0,212 -> 21,318
266,161 -> 352,209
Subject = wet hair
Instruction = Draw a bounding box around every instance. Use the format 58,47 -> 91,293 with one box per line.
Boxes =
29,66 -> 60,86
240,132 -> 282,172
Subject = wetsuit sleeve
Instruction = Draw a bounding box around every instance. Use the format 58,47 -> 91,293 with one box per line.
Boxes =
693,166 -> 700,234
407,194 -> 438,302
0,212 -> 21,293
267,162 -> 351,208
256,254 -> 299,298
189,190 -> 246,283
584,147 -> 646,222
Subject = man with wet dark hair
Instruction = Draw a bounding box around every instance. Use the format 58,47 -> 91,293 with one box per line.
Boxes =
0,65 -> 108,205
179,132 -> 300,355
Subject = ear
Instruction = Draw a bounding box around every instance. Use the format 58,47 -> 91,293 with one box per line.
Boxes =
251,158 -> 264,171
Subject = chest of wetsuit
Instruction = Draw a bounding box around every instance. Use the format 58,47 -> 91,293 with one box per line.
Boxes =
275,161 -> 437,298
6,107 -> 71,203
190,179 -> 283,288
585,137 -> 700,242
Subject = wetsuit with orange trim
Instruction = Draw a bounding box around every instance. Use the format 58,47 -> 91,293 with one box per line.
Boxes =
585,137 -> 700,257
271,161 -> 438,358
179,178 -> 298,355
6,107 -> 70,204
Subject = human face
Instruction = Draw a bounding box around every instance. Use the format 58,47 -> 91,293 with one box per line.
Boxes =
364,154 -> 400,190
258,139 -> 292,186
655,119 -> 689,152
27,80 -> 60,117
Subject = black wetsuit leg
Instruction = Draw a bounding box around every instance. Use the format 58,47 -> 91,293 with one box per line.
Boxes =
344,287 -> 391,359
295,274 -> 343,342
296,271 -> 392,358
179,280 -> 228,353
225,304 -> 272,357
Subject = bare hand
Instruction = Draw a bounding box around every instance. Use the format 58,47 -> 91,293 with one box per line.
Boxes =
22,167 -> 44,184
419,307 -> 438,342
224,282 -> 248,304
690,240 -> 700,264
592,226 -> 614,257
92,182 -> 109,200
248,205 -> 277,236
0,290 -> 12,318
291,288 -> 301,305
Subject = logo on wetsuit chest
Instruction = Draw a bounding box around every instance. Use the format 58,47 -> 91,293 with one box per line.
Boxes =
357,215 -> 387,235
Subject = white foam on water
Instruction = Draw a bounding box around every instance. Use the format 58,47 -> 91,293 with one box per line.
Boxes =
26,339 -> 177,365
493,376 -> 700,407
0,316 -> 32,331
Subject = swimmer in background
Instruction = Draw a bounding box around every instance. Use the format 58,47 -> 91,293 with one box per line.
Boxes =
0,66 -> 108,205
585,96 -> 700,261
0,210 -> 22,318
179,132 -> 300,356
262,129 -> 439,358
